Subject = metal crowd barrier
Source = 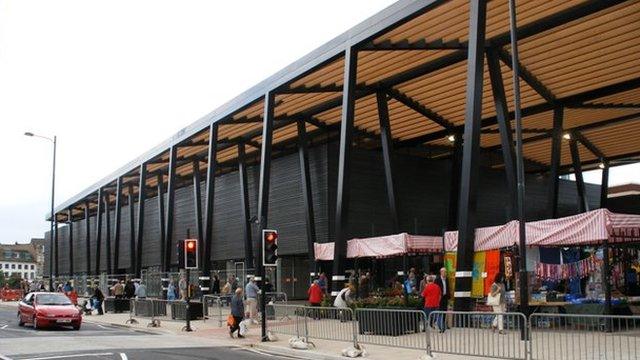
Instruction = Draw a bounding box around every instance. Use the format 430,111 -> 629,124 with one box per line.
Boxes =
267,304 -> 306,338
123,298 -> 204,328
355,308 -> 428,351
427,310 -> 528,360
202,295 -> 232,326
529,313 -> 640,360
263,291 -> 288,303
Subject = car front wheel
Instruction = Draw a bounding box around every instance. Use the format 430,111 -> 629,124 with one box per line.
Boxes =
33,316 -> 40,330
17,313 -> 24,327
73,324 -> 80,331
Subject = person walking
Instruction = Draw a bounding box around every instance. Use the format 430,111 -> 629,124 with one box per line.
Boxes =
489,272 -> 507,334
333,283 -> 354,322
435,267 -> 448,330
92,285 -> 105,315
135,281 -> 147,300
229,288 -> 245,338
221,278 -> 232,295
178,276 -> 187,301
244,277 -> 260,323
317,272 -> 328,294
112,281 -> 124,299
167,280 -> 177,301
124,280 -> 135,299
308,280 -> 323,320
421,275 -> 444,332
212,274 -> 221,294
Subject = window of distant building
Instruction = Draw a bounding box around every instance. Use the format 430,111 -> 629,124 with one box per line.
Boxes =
31,265 -> 35,270
17,264 -> 22,270
11,264 -> 15,269
3,264 -> 7,269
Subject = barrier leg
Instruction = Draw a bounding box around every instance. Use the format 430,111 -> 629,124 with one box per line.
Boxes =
125,299 -> 138,325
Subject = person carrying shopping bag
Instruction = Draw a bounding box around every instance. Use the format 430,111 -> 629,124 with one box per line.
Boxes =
488,272 -> 506,334
229,288 -> 245,338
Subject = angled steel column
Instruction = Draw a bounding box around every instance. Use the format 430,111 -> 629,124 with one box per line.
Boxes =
569,137 -> 589,213
332,46 -> 358,296
238,142 -> 253,269
600,161 -> 609,209
447,132 -> 463,231
257,91 -> 276,342
54,216 -> 59,277
297,120 -> 317,275
68,209 -> 74,276
104,191 -> 112,274
156,173 -> 166,271
454,0 -> 487,311
192,160 -> 204,259
487,48 -> 517,220
113,177 -> 123,272
164,146 -> 177,272
128,184 -> 135,275
547,107 -> 564,218
135,163 -> 147,277
95,188 -> 103,275
203,124 -> 218,276
507,0 -> 530,320
84,202 -> 91,275
376,92 -> 399,232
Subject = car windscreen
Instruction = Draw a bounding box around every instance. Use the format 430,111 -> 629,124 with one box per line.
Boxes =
35,293 -> 73,306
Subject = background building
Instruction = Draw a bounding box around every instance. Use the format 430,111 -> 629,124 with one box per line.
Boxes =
0,243 -> 38,281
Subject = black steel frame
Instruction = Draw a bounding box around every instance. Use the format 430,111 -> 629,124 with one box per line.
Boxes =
113,177 -> 123,272
569,137 -> 589,213
104,190 -> 112,274
164,146 -> 177,272
547,107 -> 564,218
84,202 -> 91,274
600,161 -> 609,209
95,188 -> 103,275
238,142 -> 253,269
297,119 -> 318,274
135,163 -> 147,277
68,208 -> 73,276
157,173 -> 166,272
454,0 -> 487,311
332,46 -> 358,294
128,183 -> 136,275
203,124 -> 218,275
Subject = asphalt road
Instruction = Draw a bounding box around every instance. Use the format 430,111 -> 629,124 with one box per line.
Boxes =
4,347 -> 290,360
0,306 -> 288,360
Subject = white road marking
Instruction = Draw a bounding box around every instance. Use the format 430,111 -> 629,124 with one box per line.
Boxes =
0,325 -> 8,329
0,353 -> 14,360
20,353 -> 113,360
119,354 -> 127,360
96,324 -> 108,329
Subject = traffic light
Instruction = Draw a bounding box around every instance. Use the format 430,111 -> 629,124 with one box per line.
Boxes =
262,229 -> 278,266
184,239 -> 198,269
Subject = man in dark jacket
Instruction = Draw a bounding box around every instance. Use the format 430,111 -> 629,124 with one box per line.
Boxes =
229,288 -> 245,338
434,267 -> 448,310
124,280 -> 135,299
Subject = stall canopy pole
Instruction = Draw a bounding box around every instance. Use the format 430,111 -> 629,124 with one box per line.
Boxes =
454,0 -> 487,311
603,239 -> 612,317
508,0 -> 530,320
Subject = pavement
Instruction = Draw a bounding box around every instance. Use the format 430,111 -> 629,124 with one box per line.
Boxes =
0,300 -> 492,360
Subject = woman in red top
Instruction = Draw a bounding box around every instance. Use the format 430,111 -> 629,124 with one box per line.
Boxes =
421,275 -> 445,333
308,280 -> 323,320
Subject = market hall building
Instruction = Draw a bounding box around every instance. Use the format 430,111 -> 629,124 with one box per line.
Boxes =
43,0 -> 639,303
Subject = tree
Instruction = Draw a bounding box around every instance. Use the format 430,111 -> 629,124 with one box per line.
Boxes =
0,271 -> 5,287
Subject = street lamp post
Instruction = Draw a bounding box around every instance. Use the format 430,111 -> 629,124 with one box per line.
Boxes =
25,132 -> 56,291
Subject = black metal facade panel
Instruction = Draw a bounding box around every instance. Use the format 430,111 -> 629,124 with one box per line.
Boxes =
141,194 -> 162,268
73,219 -> 86,273
43,231 -> 51,277
57,225 -> 69,274
46,143 -> 603,275
117,204 -> 132,271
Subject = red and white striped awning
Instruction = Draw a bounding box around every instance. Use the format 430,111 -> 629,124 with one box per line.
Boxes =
314,233 -> 442,261
445,209 -> 640,252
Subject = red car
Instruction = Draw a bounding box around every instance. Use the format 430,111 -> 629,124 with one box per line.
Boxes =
18,292 -> 82,330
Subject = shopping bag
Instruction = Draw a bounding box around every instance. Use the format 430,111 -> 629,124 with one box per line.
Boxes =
239,319 -> 250,336
487,292 -> 501,306
227,314 -> 236,327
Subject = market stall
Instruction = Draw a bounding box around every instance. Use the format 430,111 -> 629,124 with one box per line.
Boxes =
314,233 -> 443,260
443,209 -> 640,314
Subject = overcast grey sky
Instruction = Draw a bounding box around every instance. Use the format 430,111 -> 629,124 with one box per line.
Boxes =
1,1 -> 637,244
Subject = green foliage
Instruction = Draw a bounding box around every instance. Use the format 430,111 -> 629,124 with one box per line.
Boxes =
7,273 -> 22,289
352,295 -> 423,309
0,271 -> 5,287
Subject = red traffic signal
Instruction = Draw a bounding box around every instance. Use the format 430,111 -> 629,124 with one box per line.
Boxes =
184,239 -> 198,269
262,229 -> 278,266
